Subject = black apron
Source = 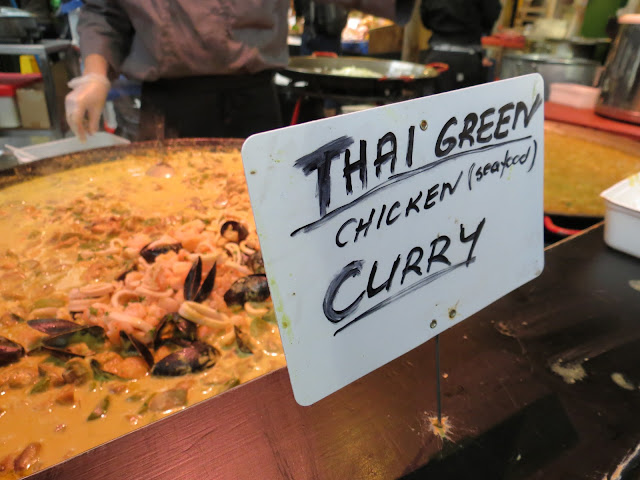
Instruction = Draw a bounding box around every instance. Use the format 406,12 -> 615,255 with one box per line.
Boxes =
138,70 -> 283,140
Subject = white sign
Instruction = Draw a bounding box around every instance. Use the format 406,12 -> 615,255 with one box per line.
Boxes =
242,74 -> 545,406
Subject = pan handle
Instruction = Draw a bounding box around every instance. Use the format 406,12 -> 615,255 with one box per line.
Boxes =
544,215 -> 582,237
426,62 -> 449,73
379,75 -> 415,83
311,51 -> 338,58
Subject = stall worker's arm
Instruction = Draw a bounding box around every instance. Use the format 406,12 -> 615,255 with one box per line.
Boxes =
322,0 -> 415,24
65,0 -> 133,141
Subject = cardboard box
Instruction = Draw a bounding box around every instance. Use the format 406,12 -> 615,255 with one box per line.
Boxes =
16,81 -> 50,129
368,24 -> 431,57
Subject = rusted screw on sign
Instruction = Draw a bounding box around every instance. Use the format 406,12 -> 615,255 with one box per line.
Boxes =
420,120 -> 428,131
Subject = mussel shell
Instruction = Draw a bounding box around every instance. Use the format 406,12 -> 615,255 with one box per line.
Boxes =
223,274 -> 270,307
27,319 -> 81,336
42,326 -> 105,358
0,336 -> 24,367
194,262 -> 216,303
151,341 -> 219,376
153,313 -> 198,349
116,266 -> 138,282
119,331 -> 154,368
139,243 -> 181,264
183,257 -> 202,302
246,251 -> 265,275
234,326 -> 252,354
220,221 -> 249,243
183,258 -> 217,303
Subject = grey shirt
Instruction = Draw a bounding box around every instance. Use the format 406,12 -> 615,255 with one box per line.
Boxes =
78,0 -> 412,82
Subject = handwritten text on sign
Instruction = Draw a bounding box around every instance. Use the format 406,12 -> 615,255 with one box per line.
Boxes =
242,74 -> 545,406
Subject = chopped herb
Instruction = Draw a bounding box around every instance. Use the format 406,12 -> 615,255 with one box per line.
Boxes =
43,356 -> 66,367
124,296 -> 145,306
142,218 -> 160,227
29,377 -> 50,394
222,378 -> 240,391
87,396 -> 110,421
88,307 -> 98,316
138,393 -> 156,414
90,359 -> 125,382
262,310 -> 277,324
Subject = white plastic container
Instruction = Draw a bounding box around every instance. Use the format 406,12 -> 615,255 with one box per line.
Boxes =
0,85 -> 20,128
5,132 -> 130,164
549,83 -> 601,109
600,172 -> 640,259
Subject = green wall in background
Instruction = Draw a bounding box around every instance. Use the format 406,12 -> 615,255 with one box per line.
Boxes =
581,0 -> 627,38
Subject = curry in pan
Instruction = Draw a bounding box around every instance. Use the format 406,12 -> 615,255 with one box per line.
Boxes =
0,143 -> 285,478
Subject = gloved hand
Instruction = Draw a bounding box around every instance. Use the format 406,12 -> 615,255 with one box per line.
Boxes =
64,73 -> 111,141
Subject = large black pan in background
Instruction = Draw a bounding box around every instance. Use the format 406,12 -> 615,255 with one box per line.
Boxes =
282,55 -> 444,97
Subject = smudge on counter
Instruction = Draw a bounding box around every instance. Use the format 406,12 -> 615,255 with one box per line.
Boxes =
550,360 -> 587,384
610,372 -> 636,391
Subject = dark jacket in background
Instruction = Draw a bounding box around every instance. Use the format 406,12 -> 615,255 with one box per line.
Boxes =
295,0 -> 348,56
420,0 -> 501,46
420,0 -> 502,93
294,0 -> 349,38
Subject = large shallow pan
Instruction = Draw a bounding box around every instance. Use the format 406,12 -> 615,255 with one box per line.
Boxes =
0,137 -> 255,479
282,55 -> 444,96
0,138 -> 245,189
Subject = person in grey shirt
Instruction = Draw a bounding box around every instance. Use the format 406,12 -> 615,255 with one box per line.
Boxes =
65,0 -> 413,141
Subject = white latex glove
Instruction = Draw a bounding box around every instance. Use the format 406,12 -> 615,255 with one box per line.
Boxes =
65,73 -> 111,141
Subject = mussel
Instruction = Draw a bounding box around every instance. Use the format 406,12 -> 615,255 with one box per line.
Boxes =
27,318 -> 82,336
42,326 -> 105,358
153,313 -> 198,349
119,331 -> 154,368
220,221 -> 249,243
246,251 -> 265,275
223,274 -> 270,307
116,266 -> 138,282
234,326 -> 252,355
151,341 -> 219,376
183,257 -> 217,303
0,336 -> 24,366
139,243 -> 181,264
